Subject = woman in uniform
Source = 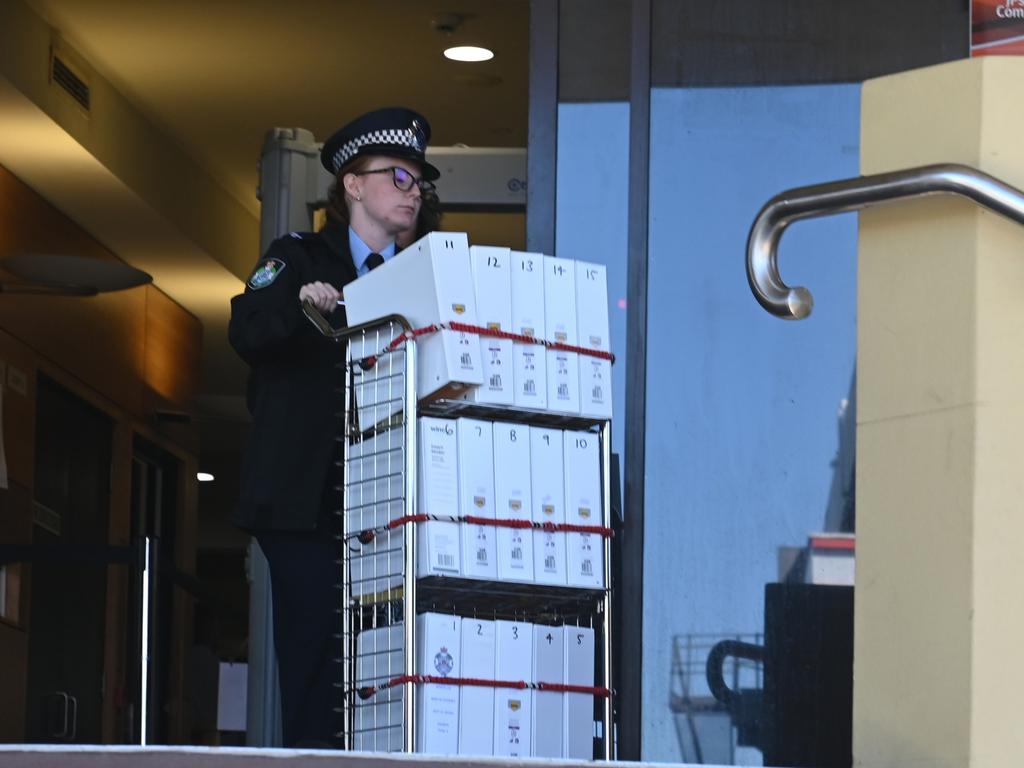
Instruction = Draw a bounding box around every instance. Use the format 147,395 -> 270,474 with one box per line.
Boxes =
228,106 -> 440,748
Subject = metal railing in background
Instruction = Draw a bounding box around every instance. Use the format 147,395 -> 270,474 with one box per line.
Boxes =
746,164 -> 1024,319
669,632 -> 763,765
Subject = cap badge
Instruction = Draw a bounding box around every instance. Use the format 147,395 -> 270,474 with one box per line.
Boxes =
247,257 -> 286,290
409,119 -> 426,153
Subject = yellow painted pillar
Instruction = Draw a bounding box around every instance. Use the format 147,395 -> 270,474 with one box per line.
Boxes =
856,57 -> 1024,768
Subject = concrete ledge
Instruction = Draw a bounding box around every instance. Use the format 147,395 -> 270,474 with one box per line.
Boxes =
0,746 -> 729,768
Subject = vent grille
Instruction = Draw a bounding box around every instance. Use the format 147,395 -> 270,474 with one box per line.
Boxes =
52,55 -> 90,111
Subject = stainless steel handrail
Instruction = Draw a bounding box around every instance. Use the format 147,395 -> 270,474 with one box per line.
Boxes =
747,163 -> 1024,319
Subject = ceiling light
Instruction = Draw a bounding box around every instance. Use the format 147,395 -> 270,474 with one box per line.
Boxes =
444,46 -> 494,62
197,472 -> 215,482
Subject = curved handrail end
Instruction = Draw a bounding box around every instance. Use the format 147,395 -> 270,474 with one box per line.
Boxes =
746,164 -> 1024,320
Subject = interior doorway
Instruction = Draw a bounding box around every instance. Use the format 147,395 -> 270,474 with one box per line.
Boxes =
25,374 -> 113,743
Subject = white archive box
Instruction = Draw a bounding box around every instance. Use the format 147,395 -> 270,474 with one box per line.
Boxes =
462,246 -> 515,406
563,430 -> 604,589
543,256 -> 580,414
509,251 -> 547,410
493,619 -> 533,757
456,418 -> 497,581
532,624 -> 565,758
353,615 -> 463,754
345,232 -> 484,427
564,625 -> 596,760
529,426 -> 566,586
416,612 -> 462,755
417,418 -> 462,578
492,422 -> 534,582
459,617 -> 496,756
575,260 -> 613,419
354,624 -> 404,752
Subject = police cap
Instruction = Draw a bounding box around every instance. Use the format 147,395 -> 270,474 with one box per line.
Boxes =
320,106 -> 440,181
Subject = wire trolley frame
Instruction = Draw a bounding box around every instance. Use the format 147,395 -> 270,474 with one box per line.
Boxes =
304,302 -> 614,758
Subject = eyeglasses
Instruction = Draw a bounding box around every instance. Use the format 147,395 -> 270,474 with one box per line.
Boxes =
353,166 -> 436,194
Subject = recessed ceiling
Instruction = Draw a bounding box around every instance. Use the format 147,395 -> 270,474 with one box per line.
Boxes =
8,0 -> 530,550
25,0 -> 529,215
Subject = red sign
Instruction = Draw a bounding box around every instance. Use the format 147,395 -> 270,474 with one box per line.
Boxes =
971,0 -> 1024,56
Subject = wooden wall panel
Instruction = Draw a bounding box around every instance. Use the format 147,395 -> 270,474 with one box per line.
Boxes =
3,289 -> 147,414
0,330 -> 37,490
0,161 -> 202,743
0,163 -> 201,418
144,286 -> 202,413
0,170 -> 121,267
0,165 -> 148,412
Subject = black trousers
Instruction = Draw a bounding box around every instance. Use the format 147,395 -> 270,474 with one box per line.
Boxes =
257,519 -> 342,748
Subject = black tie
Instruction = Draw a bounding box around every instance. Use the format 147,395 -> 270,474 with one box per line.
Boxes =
366,252 -> 385,272
353,252 -> 385,435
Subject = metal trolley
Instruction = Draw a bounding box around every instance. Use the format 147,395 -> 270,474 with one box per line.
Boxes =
304,305 -> 614,758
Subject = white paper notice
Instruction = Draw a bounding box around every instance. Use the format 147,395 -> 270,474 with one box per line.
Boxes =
217,662 -> 248,731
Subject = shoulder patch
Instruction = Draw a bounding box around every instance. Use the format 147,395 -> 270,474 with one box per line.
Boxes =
247,257 -> 286,290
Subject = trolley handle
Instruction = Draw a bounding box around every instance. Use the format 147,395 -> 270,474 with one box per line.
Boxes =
301,298 -> 412,340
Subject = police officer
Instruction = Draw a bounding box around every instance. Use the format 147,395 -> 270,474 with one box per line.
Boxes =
228,107 -> 440,748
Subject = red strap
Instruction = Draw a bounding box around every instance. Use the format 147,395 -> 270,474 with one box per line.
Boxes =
460,515 -> 613,538
362,321 -> 615,369
537,681 -> 611,696
385,513 -> 431,530
359,674 -> 610,700
448,321 -> 615,363
464,515 -> 534,531
352,514 -> 614,544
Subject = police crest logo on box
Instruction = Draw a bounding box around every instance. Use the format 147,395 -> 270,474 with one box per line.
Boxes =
433,646 -> 454,676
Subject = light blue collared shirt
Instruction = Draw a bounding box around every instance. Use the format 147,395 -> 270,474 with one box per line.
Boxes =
349,228 -> 396,276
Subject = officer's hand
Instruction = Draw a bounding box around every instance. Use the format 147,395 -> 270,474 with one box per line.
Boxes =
299,281 -> 341,314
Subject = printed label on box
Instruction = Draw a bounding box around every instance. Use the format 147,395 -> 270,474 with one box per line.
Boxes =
493,422 -> 534,582
510,251 -> 547,410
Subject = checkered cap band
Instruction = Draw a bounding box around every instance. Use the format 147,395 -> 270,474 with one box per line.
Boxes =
332,127 -> 422,173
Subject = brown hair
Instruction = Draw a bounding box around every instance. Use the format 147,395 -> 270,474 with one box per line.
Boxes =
415,188 -> 443,239
324,155 -> 376,225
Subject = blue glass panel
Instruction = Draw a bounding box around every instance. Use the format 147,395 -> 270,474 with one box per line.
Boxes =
643,85 -> 860,764
556,101 -> 630,467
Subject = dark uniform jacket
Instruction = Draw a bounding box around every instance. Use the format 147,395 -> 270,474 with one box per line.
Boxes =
228,223 -> 357,532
